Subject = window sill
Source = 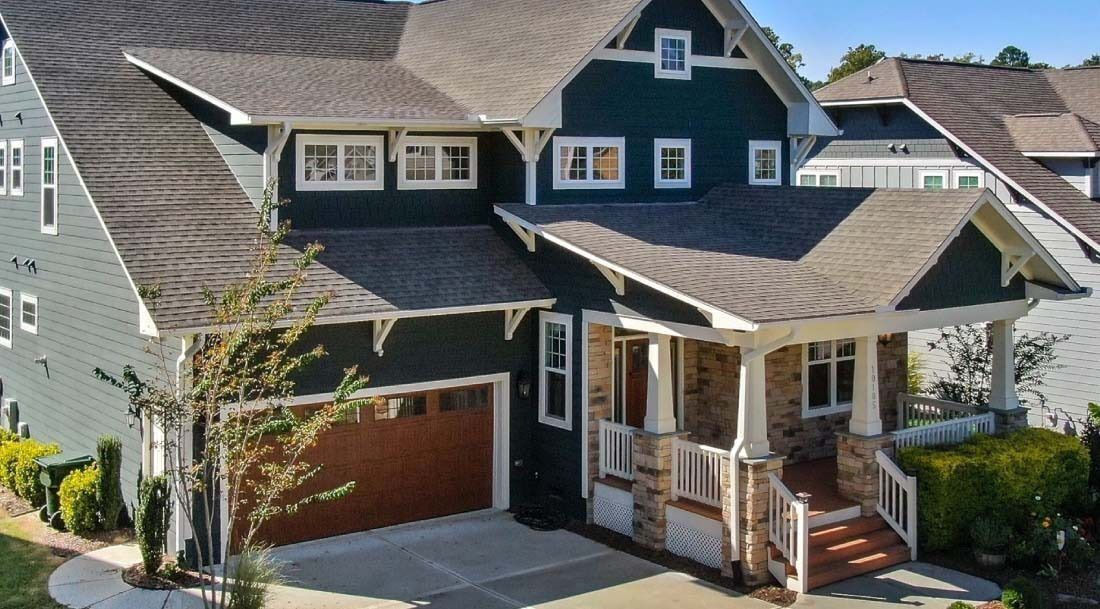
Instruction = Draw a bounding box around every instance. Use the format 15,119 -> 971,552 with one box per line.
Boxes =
552,181 -> 625,190
296,181 -> 384,192
397,181 -> 478,191
538,413 -> 572,431
749,180 -> 781,187
655,181 -> 691,189
801,402 -> 852,419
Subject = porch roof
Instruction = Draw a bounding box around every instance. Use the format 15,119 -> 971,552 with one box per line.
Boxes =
497,185 -> 1083,327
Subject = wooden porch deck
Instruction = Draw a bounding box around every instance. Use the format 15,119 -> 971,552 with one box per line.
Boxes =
781,458 -> 859,522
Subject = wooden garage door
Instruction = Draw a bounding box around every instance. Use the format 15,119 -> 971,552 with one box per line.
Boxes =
239,383 -> 494,548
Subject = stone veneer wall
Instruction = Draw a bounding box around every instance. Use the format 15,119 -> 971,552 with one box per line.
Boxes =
585,323 -> 614,521
681,334 -> 909,464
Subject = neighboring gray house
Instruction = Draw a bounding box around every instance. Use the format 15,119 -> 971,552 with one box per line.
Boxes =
807,58 -> 1100,432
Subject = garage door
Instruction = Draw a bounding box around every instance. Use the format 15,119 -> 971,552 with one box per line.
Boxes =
239,382 -> 495,548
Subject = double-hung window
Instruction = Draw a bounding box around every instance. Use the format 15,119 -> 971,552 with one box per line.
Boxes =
654,139 -> 691,188
919,169 -> 947,191
538,311 -> 572,430
655,29 -> 691,79
749,140 -> 782,185
0,140 -> 7,195
397,136 -> 477,190
2,40 -> 14,86
954,170 -> 983,190
41,138 -> 58,235
553,137 -> 625,189
0,288 -> 11,348
19,294 -> 37,335
10,139 -> 23,197
803,339 -> 856,417
296,134 -> 384,191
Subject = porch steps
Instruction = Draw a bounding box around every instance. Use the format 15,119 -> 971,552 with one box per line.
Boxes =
770,515 -> 910,591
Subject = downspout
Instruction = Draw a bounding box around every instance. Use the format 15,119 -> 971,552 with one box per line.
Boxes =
263,122 -> 293,230
169,334 -> 204,558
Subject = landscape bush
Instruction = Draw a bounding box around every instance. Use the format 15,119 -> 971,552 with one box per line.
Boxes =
0,439 -> 61,505
0,428 -> 20,445
1001,577 -> 1047,609
96,436 -> 124,530
136,475 -> 172,575
898,428 -> 1089,551
59,465 -> 100,535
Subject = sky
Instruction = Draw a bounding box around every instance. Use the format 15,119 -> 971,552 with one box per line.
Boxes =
745,0 -> 1100,81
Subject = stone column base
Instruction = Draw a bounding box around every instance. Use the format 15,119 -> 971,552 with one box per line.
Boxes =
632,430 -> 689,550
989,406 -> 1029,432
837,432 -> 894,517
739,454 -> 784,586
719,453 -> 734,578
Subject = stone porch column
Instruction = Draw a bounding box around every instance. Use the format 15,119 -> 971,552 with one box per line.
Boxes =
838,336 -> 892,516
739,454 -> 784,584
632,429 -> 687,550
586,323 -> 613,522
989,319 -> 1029,431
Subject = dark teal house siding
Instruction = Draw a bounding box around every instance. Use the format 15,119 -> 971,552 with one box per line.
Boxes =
620,0 -> 725,56
898,222 -> 1026,311
536,60 -> 791,205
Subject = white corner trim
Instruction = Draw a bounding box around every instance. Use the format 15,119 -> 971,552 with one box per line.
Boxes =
654,138 -> 692,189
580,319 -> 591,500
654,28 -> 692,80
538,310 -> 574,431
123,53 -> 251,124
295,133 -> 385,192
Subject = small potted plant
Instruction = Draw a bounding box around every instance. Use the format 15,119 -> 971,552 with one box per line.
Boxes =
972,515 -> 1012,568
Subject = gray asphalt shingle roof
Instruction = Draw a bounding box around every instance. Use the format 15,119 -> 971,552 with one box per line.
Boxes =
816,59 -> 1100,248
498,185 -> 990,324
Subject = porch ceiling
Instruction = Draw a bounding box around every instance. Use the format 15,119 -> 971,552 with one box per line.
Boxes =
497,184 -> 1083,327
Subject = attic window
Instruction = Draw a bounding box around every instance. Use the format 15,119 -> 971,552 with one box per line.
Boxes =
655,29 -> 691,80
296,134 -> 384,191
2,40 -> 14,86
919,169 -> 947,191
749,140 -> 782,186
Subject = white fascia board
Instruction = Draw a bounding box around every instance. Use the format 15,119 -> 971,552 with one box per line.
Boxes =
581,309 -> 745,346
247,115 -> 492,129
495,206 -> 758,332
161,298 -> 558,336
817,97 -> 909,108
4,26 -> 157,336
123,53 -> 251,124
1025,282 -> 1091,301
1020,151 -> 1100,159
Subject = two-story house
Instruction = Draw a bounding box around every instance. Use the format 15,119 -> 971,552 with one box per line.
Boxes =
0,0 -> 1087,592
809,58 -> 1100,433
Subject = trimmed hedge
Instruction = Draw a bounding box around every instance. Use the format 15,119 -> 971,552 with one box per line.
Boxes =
898,428 -> 1089,552
60,465 -> 100,535
0,438 -> 61,505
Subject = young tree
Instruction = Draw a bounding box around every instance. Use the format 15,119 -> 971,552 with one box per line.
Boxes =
1082,54 -> 1100,67
925,323 -> 1068,408
826,44 -> 886,84
96,187 -> 370,609
991,45 -> 1030,67
761,26 -> 822,90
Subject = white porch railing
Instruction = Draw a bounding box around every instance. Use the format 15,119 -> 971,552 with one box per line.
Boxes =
598,419 -> 635,481
768,473 -> 809,593
671,438 -> 724,508
893,412 -> 996,450
897,393 -> 983,429
876,451 -> 918,560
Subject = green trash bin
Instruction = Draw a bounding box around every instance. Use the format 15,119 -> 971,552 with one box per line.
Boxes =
36,453 -> 94,530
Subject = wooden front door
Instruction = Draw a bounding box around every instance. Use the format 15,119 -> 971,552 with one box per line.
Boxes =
624,339 -> 648,429
237,383 -> 495,549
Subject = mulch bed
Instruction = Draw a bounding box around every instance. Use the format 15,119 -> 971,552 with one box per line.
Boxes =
0,487 -> 132,558
0,487 -> 35,517
565,520 -> 798,607
925,551 -> 1100,609
121,563 -> 204,591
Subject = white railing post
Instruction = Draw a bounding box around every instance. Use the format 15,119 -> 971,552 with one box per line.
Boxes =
671,438 -> 681,501
896,393 -> 984,429
768,473 -> 809,592
892,412 -> 996,451
875,450 -> 918,561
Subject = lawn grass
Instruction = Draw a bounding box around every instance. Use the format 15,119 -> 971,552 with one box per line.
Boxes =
0,510 -> 66,609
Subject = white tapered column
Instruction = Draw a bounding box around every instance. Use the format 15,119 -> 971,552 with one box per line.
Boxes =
990,319 -> 1020,411
644,333 -> 677,434
737,344 -> 770,458
850,336 -> 882,436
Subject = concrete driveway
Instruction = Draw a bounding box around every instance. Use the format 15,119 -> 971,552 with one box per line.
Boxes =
262,510 -> 766,609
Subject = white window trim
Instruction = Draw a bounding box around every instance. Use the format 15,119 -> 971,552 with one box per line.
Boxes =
796,169 -> 840,187
801,339 -> 856,418
19,293 -> 37,335
653,138 -> 692,189
2,40 -> 15,86
41,137 -> 58,235
396,135 -> 478,190
0,140 -> 7,196
552,136 -> 626,190
953,169 -> 984,190
748,140 -> 783,186
538,311 -> 573,431
9,139 -> 23,197
654,28 -> 692,80
295,134 -> 385,192
918,169 -> 949,190
0,287 -> 11,349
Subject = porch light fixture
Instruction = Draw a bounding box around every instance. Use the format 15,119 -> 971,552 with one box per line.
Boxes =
516,371 -> 532,400
878,333 -> 894,347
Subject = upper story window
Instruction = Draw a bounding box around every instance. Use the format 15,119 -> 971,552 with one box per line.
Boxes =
798,170 -> 839,187
296,134 -> 384,191
955,170 -> 983,190
749,140 -> 782,186
19,293 -> 37,335
2,40 -> 15,86
0,287 -> 11,348
654,138 -> 691,188
397,136 -> 477,190
10,139 -> 23,197
538,311 -> 572,430
803,339 -> 855,418
655,28 -> 691,80
41,138 -> 58,235
919,169 -> 947,191
553,136 -> 625,190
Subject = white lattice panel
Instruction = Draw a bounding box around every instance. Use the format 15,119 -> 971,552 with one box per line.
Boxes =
667,519 -> 723,569
593,496 -> 633,537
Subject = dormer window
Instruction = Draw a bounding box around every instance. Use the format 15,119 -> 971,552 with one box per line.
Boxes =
2,40 -> 14,86
655,29 -> 691,80
296,134 -> 384,191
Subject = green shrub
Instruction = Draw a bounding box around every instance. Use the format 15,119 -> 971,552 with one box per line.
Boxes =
96,436 -> 124,530
228,547 -> 283,609
136,475 -> 172,575
971,516 -> 1012,553
0,439 -> 61,505
1002,577 -> 1046,609
0,428 -> 20,445
59,465 -> 100,535
898,428 -> 1089,551
947,603 -> 975,609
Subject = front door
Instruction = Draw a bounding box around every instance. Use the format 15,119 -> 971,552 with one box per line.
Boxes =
624,339 -> 648,429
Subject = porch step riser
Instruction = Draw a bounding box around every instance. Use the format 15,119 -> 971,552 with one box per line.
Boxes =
807,505 -> 862,529
809,517 -> 891,548
808,545 -> 910,590
809,529 -> 904,568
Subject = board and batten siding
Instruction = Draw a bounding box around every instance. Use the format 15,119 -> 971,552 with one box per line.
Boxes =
0,39 -> 171,506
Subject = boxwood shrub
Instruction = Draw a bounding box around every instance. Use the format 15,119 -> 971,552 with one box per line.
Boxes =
898,428 -> 1089,552
0,438 -> 62,505
59,465 -> 100,535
